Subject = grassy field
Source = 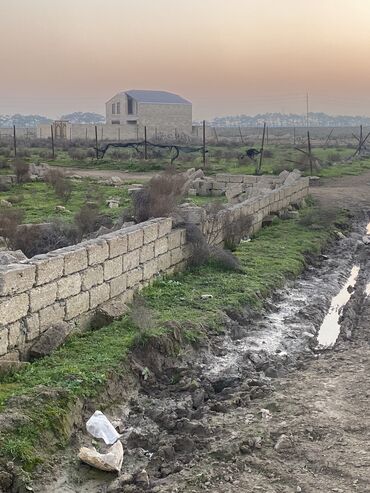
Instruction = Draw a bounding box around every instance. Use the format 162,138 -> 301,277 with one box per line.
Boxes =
0,206 -> 344,471
1,142 -> 368,179
0,179 -> 135,223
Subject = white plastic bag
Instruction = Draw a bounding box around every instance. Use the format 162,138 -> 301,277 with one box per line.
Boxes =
78,441 -> 124,472
86,410 -> 120,445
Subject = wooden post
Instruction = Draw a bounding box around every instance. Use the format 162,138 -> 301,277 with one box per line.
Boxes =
238,126 -> 244,144
118,127 -> 120,141
155,127 -> 158,142
202,120 -> 206,167
69,127 -> 72,141
359,124 -> 363,154
266,125 -> 269,145
213,127 -> 219,143
144,126 -> 148,160
307,131 -> 313,176
95,125 -> 98,160
257,122 -> 266,175
85,127 -> 88,142
293,126 -> 296,145
51,125 -> 55,160
13,125 -> 17,157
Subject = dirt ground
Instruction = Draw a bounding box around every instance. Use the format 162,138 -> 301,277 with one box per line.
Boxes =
30,171 -> 370,493
61,167 -> 155,182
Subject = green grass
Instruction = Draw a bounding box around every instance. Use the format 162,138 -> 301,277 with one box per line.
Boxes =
0,179 -> 133,223
0,206 -> 341,471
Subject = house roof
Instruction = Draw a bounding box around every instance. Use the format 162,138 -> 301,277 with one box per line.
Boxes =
123,90 -> 191,105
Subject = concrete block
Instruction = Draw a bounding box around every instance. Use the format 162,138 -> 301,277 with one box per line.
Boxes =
155,237 -> 168,256
157,252 -> 172,272
0,263 -> 36,296
167,230 -> 182,250
127,228 -> 144,251
62,247 -> 88,275
143,259 -> 159,280
140,243 -> 155,263
0,293 -> 29,325
106,233 -> 128,258
32,255 -> 64,286
57,273 -> 81,299
24,313 -> 40,341
39,302 -> 65,331
65,291 -> 89,320
30,283 -> 57,312
158,218 -> 173,237
110,273 -> 127,298
126,267 -> 143,288
30,322 -> 71,358
81,265 -> 104,291
229,175 -> 244,183
123,250 -> 140,271
143,222 -> 159,244
0,328 -> 8,356
171,247 -> 183,265
86,240 -> 109,266
8,321 -> 24,349
104,256 -> 123,281
90,283 -> 110,309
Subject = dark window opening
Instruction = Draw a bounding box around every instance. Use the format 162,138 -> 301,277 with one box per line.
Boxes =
127,96 -> 134,115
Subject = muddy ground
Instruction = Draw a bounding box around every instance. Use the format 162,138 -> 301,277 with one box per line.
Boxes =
30,173 -> 370,493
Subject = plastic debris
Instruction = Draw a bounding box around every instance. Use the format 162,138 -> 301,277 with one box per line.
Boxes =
86,410 -> 121,445
78,441 -> 124,472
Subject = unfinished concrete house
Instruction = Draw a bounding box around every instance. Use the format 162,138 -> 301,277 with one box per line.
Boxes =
105,90 -> 192,133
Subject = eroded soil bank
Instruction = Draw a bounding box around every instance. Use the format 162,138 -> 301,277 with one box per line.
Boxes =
25,209 -> 370,493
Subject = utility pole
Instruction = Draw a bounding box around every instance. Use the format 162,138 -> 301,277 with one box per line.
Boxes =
95,125 -> 98,160
307,131 -> 313,176
51,125 -> 55,160
13,125 -> 17,157
202,120 -> 206,168
306,92 -> 309,128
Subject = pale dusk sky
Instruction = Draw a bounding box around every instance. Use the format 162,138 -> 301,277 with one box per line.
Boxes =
1,0 -> 370,118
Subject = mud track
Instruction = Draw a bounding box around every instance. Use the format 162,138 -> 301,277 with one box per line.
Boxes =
31,172 -> 370,493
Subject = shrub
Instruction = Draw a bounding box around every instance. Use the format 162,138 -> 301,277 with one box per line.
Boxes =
12,220 -> 78,257
16,148 -> 31,158
224,212 -> 252,250
0,208 -> 24,248
0,160 -> 10,169
45,169 -> 72,204
327,152 -> 341,163
74,204 -> 112,238
263,149 -> 274,158
129,296 -> 154,332
132,170 -> 186,222
68,148 -> 88,161
298,207 -> 337,230
12,159 -> 30,184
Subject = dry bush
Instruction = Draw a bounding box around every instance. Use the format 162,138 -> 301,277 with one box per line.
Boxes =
133,170 -> 186,222
263,149 -> 274,158
12,159 -> 30,184
327,152 -> 341,163
298,207 -> 337,230
74,204 -> 112,238
0,208 -> 24,248
16,148 -> 31,158
210,246 -> 242,271
45,168 -> 72,204
224,213 -> 253,250
0,160 -> 10,169
130,296 -> 155,331
13,221 -> 78,257
68,148 -> 88,161
0,148 -> 11,158
185,223 -> 210,267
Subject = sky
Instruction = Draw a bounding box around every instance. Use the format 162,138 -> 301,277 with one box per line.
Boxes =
1,0 -> 370,119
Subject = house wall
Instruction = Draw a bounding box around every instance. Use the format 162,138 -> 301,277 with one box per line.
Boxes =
137,103 -> 192,133
0,176 -> 309,361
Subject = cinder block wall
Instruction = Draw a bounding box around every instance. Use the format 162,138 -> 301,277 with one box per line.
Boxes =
0,177 -> 309,360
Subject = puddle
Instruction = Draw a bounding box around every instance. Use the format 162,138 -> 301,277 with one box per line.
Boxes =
317,265 -> 360,348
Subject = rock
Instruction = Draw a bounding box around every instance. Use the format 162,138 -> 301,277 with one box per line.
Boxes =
362,235 -> 370,245
30,322 -> 71,359
201,294 -> 213,300
55,205 -> 71,213
260,408 -> 272,421
134,469 -> 150,488
0,250 -> 27,265
107,198 -> 120,209
192,389 -> 205,408
78,441 -> 123,472
107,473 -> 134,492
128,187 -> 143,195
110,176 -> 122,185
91,300 -> 129,329
188,188 -> 197,196
274,434 -> 293,451
0,199 -> 12,208
174,436 -> 195,453
284,169 -> 301,185
0,360 -> 29,378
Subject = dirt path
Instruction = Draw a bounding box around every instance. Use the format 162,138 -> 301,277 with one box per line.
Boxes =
60,167 -> 155,182
310,170 -> 370,210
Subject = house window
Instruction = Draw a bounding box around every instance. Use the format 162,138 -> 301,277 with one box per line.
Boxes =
116,102 -> 120,114
127,96 -> 134,115
112,103 -> 116,114
111,120 -> 120,124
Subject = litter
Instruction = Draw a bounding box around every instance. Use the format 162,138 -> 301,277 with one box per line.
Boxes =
78,441 -> 123,472
86,410 -> 121,445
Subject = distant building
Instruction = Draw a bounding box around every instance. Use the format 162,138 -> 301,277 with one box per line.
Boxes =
105,90 -> 192,133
